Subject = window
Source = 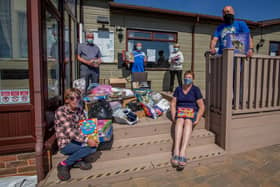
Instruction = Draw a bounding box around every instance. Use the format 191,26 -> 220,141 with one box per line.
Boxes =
0,0 -> 30,104
46,11 -> 60,99
269,41 -> 280,56
50,0 -> 59,9
64,12 -> 71,89
127,29 -> 177,68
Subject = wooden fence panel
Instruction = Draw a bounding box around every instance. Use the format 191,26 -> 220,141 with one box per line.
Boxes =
242,58 -> 249,109
217,57 -> 222,110
249,58 -> 256,109
234,57 -> 241,110
273,59 -> 279,107
255,59 -> 262,109
267,59 -> 274,108
261,59 -> 268,108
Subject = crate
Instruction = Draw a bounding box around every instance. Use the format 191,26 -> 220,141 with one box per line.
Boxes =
109,78 -> 127,88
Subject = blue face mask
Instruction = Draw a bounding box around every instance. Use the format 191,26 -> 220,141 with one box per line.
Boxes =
87,39 -> 93,44
184,78 -> 193,85
136,46 -> 142,51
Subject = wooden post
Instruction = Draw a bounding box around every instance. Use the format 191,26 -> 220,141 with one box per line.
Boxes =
205,54 -> 211,130
220,48 -> 234,150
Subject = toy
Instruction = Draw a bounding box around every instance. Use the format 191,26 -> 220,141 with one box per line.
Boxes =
79,118 -> 99,144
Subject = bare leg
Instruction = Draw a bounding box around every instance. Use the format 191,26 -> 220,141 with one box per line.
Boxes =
179,119 -> 193,165
171,118 -> 184,165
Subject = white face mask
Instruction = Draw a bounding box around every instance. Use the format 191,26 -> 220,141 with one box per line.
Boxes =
174,48 -> 179,52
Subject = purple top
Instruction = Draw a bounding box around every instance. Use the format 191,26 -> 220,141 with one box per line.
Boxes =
173,85 -> 203,112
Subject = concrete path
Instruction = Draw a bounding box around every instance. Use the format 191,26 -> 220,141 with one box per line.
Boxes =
92,144 -> 280,187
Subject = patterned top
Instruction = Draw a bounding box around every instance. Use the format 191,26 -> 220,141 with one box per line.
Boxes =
54,105 -> 86,149
168,51 -> 184,70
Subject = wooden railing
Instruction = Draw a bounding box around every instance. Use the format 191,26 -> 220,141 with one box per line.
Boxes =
206,49 -> 280,116
205,49 -> 280,152
232,54 -> 280,114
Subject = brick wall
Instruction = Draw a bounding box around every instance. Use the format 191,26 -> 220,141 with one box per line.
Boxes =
0,152 -> 36,177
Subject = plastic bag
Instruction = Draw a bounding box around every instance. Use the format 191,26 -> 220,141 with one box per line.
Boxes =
113,108 -> 138,125
141,102 -> 157,119
90,85 -> 112,96
109,101 -> 122,112
73,78 -> 86,94
155,98 -> 170,112
126,100 -> 142,112
88,100 -> 113,119
151,92 -> 162,103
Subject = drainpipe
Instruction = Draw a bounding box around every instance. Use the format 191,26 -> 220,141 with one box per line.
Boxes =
29,0 -> 45,181
191,16 -> 199,72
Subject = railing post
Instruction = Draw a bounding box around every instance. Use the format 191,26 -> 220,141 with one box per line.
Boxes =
205,53 -> 210,130
221,48 -> 234,151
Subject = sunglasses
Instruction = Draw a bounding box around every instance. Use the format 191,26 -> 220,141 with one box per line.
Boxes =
68,96 -> 81,101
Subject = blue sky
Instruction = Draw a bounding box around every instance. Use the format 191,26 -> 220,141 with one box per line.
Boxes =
114,0 -> 280,21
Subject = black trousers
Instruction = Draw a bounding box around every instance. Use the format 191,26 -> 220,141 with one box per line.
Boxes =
169,70 -> 182,92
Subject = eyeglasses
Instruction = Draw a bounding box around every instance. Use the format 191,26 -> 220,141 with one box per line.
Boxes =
68,96 -> 81,101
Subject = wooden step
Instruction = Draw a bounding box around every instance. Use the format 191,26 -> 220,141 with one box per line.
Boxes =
113,115 -> 205,140
52,129 -> 215,164
40,144 -> 225,187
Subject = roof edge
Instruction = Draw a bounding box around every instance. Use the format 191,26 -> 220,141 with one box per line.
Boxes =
109,2 -> 259,26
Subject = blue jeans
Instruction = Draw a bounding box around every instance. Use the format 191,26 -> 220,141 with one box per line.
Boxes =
60,141 -> 96,166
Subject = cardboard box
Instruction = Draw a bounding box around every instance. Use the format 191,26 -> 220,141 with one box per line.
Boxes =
122,96 -> 137,107
109,78 -> 127,88
135,110 -> 146,118
225,33 -> 250,54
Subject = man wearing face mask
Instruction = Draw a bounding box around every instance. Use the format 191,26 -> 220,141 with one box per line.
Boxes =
209,6 -> 253,57
129,42 -> 147,72
168,43 -> 184,92
77,32 -> 102,85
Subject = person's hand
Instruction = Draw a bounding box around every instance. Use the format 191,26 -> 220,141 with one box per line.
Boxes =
92,63 -> 99,68
246,48 -> 253,58
87,139 -> 98,147
88,59 -> 99,67
193,117 -> 200,125
210,48 -> 216,55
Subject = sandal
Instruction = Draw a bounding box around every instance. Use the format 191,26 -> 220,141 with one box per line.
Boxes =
177,156 -> 187,171
170,155 -> 180,167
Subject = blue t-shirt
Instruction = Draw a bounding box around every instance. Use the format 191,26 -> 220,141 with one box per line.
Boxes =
214,20 -> 250,54
131,50 -> 145,72
173,85 -> 203,112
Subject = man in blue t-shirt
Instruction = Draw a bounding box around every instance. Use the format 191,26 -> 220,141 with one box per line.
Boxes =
130,43 -> 147,72
209,6 -> 253,57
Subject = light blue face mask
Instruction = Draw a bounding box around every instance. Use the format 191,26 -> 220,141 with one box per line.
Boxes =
174,48 -> 179,52
136,46 -> 142,51
87,39 -> 93,44
184,78 -> 193,85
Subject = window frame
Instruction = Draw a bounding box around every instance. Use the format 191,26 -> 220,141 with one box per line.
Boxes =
126,29 -> 177,69
127,29 -> 177,43
269,41 -> 280,56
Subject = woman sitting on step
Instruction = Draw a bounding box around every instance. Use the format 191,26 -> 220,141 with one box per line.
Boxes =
170,70 -> 205,170
55,88 -> 98,181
